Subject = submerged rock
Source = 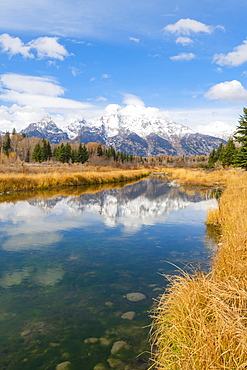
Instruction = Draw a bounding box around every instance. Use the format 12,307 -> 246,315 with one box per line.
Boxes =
94,364 -> 108,370
84,337 -> 99,344
121,311 -> 136,320
100,337 -> 112,346
56,361 -> 71,370
126,292 -> 146,302
111,340 -> 129,354
107,357 -> 124,368
21,329 -> 31,337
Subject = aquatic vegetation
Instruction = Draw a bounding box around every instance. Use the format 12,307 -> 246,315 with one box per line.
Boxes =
151,170 -> 247,369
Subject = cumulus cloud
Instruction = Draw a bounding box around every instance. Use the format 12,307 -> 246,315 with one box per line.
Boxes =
213,39 -> 247,67
0,73 -> 93,110
170,52 -> 195,61
28,36 -> 70,60
205,80 -> 247,102
0,33 -> 34,58
175,36 -> 194,45
0,33 -> 70,60
164,18 -> 222,35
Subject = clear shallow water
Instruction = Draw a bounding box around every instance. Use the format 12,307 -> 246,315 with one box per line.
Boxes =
0,178 -> 217,370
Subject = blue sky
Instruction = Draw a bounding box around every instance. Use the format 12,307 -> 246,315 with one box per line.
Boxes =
0,0 -> 247,135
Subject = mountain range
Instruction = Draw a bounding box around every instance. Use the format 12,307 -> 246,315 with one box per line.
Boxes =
20,106 -> 226,156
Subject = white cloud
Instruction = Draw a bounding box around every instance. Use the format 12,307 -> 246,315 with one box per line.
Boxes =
101,74 -> 111,79
0,73 -> 93,112
96,96 -> 108,101
205,80 -> 247,102
170,52 -> 195,61
129,37 -> 140,43
0,34 -> 70,60
0,33 -> 34,58
213,39 -> 247,67
175,36 -> 193,45
1,73 -> 65,97
69,66 -> 81,77
122,93 -> 145,106
28,36 -> 70,60
164,18 -> 221,35
195,121 -> 235,137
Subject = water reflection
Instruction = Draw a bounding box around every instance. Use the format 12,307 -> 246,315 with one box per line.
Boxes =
0,178 -> 217,251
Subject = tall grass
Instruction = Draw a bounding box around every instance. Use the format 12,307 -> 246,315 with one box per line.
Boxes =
151,169 -> 247,370
0,168 -> 151,193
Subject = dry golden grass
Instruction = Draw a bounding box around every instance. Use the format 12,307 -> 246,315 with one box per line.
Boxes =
163,167 -> 240,187
151,169 -> 247,370
0,167 -> 151,193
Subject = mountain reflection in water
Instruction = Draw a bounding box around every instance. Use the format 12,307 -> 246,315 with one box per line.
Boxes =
0,178 -> 217,370
0,178 -> 216,252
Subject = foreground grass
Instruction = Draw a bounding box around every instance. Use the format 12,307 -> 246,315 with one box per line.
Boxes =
0,165 -> 151,193
151,168 -> 247,370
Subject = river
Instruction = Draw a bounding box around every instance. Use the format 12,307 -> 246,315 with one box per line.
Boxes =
0,177 -> 217,370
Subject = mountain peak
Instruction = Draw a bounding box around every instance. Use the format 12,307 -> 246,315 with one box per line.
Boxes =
20,111 -> 225,155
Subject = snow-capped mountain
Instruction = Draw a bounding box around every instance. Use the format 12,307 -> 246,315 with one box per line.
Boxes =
20,109 -> 225,156
21,115 -> 69,143
61,117 -> 88,140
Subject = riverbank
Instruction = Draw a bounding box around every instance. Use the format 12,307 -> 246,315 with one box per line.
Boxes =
0,164 -> 151,193
152,168 -> 247,369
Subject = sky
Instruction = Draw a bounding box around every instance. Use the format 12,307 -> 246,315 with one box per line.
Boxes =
0,0 -> 247,136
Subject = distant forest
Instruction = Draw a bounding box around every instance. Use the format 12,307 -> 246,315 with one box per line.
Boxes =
0,130 -> 209,167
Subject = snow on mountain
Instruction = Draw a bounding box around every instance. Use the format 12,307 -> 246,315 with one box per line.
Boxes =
93,104 -> 195,140
21,115 -> 69,143
20,109 -> 226,156
61,117 -> 87,140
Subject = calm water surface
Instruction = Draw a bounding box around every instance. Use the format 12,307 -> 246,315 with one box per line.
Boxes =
0,178 -> 217,370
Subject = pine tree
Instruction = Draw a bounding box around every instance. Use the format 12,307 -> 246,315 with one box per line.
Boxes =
77,143 -> 89,163
32,143 -> 43,162
233,107 -> 247,169
3,132 -> 11,157
221,139 -> 236,167
42,139 -> 48,161
64,143 -> 72,163
46,141 -> 52,160
57,143 -> 66,163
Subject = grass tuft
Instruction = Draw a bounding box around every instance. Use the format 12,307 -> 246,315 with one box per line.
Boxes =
151,168 -> 247,369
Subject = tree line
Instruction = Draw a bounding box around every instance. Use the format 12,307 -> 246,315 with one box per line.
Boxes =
208,107 -> 247,170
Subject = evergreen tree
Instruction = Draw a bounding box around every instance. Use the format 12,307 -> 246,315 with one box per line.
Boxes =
3,132 -> 11,157
77,143 -> 89,163
215,142 -> 224,162
46,141 -> 52,160
57,143 -> 67,163
233,107 -> 247,169
208,148 -> 218,167
32,143 -> 43,162
221,139 -> 236,167
42,139 -> 48,161
64,143 -> 72,163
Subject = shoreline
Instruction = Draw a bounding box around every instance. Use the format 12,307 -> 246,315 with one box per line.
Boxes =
151,168 -> 247,369
0,167 -> 151,193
